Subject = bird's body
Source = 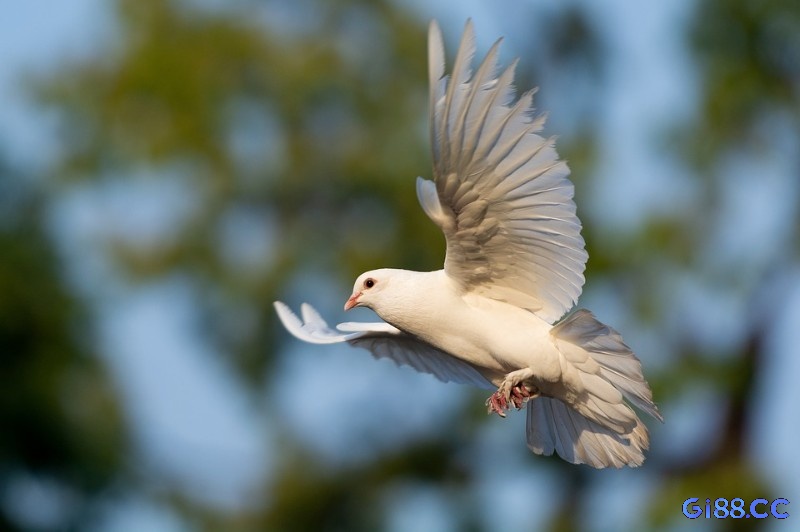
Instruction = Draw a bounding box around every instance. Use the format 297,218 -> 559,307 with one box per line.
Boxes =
275,20 -> 662,468
360,268 -> 557,384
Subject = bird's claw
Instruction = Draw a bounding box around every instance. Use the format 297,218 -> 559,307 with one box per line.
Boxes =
486,392 -> 509,417
486,383 -> 533,417
510,385 -> 532,408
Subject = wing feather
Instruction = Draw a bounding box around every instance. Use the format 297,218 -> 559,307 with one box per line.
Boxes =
423,21 -> 588,323
274,302 -> 492,389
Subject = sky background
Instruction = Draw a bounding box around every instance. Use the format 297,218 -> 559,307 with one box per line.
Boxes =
1,0 -> 798,530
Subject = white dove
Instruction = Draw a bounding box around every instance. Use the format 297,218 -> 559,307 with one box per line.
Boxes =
274,20 -> 662,468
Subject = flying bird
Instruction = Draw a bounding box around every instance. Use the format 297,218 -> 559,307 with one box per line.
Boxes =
274,20 -> 662,468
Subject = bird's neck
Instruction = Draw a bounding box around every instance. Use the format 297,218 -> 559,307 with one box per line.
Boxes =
373,269 -> 453,331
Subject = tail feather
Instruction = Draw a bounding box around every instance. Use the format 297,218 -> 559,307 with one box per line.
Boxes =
527,397 -> 649,468
527,309 -> 661,468
553,309 -> 662,422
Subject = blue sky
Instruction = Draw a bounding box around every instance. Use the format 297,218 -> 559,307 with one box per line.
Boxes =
2,0 -> 799,529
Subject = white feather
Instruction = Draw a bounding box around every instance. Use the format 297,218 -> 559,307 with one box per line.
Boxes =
274,301 -> 492,388
273,21 -> 661,470
427,21 -> 587,324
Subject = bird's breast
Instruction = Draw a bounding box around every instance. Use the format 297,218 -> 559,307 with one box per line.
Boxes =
380,281 -> 557,374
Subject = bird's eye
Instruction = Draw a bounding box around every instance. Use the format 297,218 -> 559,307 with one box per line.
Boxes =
364,278 -> 375,289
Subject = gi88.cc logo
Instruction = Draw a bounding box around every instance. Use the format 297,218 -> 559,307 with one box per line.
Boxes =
682,498 -> 789,520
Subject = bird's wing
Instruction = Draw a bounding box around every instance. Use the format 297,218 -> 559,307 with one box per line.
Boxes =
274,302 -> 492,389
420,20 -> 588,324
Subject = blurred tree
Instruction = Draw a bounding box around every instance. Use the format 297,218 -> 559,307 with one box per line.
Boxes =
642,0 -> 800,527
35,0 -> 475,528
0,156 -> 127,530
14,0 -> 798,530
38,0 -> 439,384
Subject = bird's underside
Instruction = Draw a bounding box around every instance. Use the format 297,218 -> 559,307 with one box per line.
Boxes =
275,297 -> 662,469
273,20 -> 662,469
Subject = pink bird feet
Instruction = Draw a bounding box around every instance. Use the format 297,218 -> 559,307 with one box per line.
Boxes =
486,383 -> 536,418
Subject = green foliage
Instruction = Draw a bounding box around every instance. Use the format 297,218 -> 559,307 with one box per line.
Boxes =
689,0 -> 800,164
1,0 -> 796,529
0,162 -> 126,530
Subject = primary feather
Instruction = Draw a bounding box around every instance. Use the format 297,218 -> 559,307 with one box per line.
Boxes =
424,20 -> 587,325
275,20 -> 661,469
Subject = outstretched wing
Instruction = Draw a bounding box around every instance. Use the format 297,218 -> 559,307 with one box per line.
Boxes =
420,20 -> 588,324
274,302 -> 492,389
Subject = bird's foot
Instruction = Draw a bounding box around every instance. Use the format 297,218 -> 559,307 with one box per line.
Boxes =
485,383 -> 534,418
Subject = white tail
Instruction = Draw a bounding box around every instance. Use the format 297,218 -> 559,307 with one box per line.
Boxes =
527,310 -> 662,468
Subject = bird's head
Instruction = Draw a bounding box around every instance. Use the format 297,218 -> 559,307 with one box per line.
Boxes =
344,269 -> 398,312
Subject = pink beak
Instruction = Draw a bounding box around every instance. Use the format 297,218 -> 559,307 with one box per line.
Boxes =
344,291 -> 361,311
